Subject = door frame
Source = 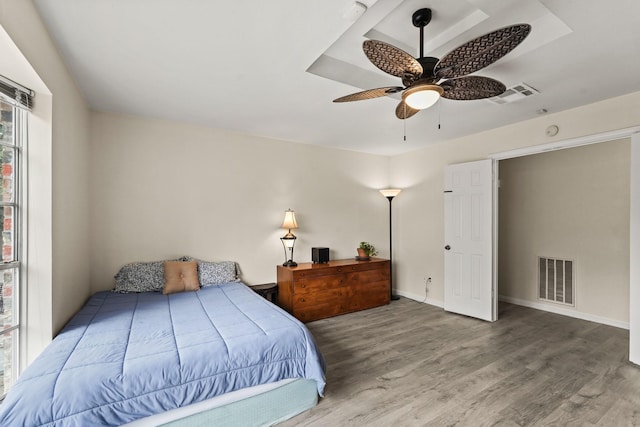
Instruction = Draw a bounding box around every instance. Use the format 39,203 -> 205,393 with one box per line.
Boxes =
492,160 -> 499,321
489,125 -> 640,365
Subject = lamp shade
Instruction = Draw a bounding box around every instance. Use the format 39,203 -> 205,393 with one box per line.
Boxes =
281,209 -> 298,230
403,84 -> 443,110
380,188 -> 402,198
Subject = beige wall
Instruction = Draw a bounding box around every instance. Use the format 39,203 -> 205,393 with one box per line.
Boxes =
0,0 -> 91,364
498,139 -> 630,324
390,91 -> 640,310
90,112 -> 390,292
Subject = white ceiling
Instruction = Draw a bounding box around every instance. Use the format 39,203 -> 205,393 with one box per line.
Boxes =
33,0 -> 640,155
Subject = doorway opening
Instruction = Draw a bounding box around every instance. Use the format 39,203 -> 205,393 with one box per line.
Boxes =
496,139 -> 630,329
489,127 -> 640,364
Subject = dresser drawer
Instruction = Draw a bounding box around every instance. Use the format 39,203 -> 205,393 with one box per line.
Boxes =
292,261 -> 382,279
293,288 -> 346,308
293,289 -> 347,322
293,268 -> 338,279
347,280 -> 389,310
294,303 -> 345,322
294,276 -> 345,294
347,268 -> 389,285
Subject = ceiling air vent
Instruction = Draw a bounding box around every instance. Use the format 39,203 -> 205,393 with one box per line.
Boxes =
486,83 -> 539,105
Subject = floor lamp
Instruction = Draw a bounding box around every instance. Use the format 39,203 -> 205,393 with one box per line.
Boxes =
380,188 -> 401,301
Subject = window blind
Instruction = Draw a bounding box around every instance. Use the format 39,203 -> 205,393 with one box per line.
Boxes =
0,74 -> 34,110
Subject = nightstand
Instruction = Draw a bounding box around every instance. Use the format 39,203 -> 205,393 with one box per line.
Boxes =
250,282 -> 278,304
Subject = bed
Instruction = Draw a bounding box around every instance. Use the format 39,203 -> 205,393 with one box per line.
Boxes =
0,281 -> 326,426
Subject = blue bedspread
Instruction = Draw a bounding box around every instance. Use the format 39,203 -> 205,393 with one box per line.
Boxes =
0,283 -> 326,426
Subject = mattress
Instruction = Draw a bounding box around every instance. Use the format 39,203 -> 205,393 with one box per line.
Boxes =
0,283 -> 325,426
125,378 -> 318,427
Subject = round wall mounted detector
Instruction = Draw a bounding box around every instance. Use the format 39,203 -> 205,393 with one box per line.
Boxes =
343,1 -> 367,21
546,125 -> 559,137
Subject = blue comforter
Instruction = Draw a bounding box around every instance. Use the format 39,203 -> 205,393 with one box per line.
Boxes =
0,283 -> 326,426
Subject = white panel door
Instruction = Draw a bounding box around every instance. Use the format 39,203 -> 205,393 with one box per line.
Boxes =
444,159 -> 496,321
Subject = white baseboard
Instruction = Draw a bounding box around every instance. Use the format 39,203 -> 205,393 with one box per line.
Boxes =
396,290 -> 444,308
499,295 -> 629,330
395,291 -> 627,329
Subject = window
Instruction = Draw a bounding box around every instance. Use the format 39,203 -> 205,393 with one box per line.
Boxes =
0,76 -> 30,398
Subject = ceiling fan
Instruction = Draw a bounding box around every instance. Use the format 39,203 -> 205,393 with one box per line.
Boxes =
333,8 -> 531,119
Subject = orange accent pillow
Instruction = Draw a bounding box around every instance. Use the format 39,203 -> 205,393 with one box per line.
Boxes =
163,261 -> 200,294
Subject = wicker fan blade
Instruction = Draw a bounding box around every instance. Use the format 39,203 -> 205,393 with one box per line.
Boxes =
435,24 -> 531,79
440,76 -> 506,100
395,101 -> 420,120
363,40 -> 423,80
333,86 -> 404,103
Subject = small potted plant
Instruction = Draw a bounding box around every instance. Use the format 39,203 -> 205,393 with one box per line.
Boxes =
357,241 -> 377,260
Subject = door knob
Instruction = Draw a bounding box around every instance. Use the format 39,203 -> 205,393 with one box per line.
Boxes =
444,245 -> 451,250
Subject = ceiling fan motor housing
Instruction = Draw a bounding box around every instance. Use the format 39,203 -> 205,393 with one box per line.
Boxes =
418,57 -> 438,79
403,57 -> 438,86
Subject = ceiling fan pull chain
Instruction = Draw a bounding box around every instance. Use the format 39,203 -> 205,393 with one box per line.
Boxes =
438,101 -> 441,130
403,104 -> 407,141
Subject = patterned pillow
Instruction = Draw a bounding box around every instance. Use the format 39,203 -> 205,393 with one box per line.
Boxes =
198,261 -> 239,286
113,261 -> 165,293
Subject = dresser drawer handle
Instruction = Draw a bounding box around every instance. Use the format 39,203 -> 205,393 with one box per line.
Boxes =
300,298 -> 305,303
300,284 -> 306,288
337,268 -> 342,272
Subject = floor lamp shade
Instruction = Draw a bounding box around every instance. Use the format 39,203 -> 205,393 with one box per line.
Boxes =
380,189 -> 401,300
379,188 -> 402,199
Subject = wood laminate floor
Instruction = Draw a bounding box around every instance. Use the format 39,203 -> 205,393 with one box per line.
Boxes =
279,299 -> 640,426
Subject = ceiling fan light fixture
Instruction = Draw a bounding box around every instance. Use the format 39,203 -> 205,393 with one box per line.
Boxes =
333,9 -> 531,120
403,84 -> 444,110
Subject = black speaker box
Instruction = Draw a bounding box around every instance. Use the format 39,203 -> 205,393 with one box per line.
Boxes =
312,247 -> 329,264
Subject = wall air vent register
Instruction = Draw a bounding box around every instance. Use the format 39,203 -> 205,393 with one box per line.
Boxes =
538,256 -> 574,306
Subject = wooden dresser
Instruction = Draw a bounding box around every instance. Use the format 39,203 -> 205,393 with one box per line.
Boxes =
277,258 -> 390,322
